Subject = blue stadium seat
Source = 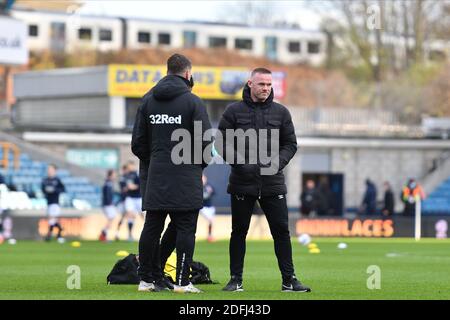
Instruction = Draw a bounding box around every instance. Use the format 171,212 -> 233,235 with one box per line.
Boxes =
2,152 -> 102,208
423,179 -> 450,215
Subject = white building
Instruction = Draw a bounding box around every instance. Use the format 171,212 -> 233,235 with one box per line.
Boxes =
11,8 -> 327,66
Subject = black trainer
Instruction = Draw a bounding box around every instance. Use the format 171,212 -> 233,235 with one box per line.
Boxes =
153,278 -> 172,291
222,276 -> 244,292
282,276 -> 311,293
161,277 -> 175,291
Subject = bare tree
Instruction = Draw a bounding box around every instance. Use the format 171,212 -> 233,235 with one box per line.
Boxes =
309,0 -> 450,81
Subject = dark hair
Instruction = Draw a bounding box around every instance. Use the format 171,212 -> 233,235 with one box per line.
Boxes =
251,67 -> 272,77
167,54 -> 192,75
107,169 -> 115,178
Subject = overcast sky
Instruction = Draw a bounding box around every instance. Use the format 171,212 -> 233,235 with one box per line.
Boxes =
79,0 -> 323,30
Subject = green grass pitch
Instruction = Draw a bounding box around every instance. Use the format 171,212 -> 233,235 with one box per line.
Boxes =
1,238 -> 449,300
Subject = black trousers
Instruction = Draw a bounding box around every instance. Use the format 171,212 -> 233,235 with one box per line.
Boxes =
403,203 -> 416,216
160,221 -> 177,270
229,194 -> 295,282
138,210 -> 199,286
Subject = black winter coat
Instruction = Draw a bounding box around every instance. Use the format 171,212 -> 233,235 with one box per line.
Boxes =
217,84 -> 297,197
132,75 -> 212,211
383,189 -> 395,216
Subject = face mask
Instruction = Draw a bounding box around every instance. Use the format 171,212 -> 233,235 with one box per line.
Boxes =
189,75 -> 195,88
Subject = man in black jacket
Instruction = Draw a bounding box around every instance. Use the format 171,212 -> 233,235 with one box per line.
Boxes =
300,179 -> 318,217
132,54 -> 211,293
217,68 -> 311,293
137,158 -> 177,289
382,181 -> 395,217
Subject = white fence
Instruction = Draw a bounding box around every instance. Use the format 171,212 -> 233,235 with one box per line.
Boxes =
290,107 -> 423,138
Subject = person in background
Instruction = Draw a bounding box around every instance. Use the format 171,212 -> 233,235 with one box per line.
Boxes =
316,178 -> 334,216
0,173 -> 5,217
300,179 -> 318,217
361,179 -> 377,215
115,164 -> 129,241
401,178 -> 426,216
0,175 -> 13,241
200,174 -> 216,242
42,164 -> 66,242
99,170 -> 117,242
382,181 -> 395,217
123,161 -> 141,242
0,212 -> 13,242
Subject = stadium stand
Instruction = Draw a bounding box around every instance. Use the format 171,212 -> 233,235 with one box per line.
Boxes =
0,147 -> 102,209
423,177 -> 450,215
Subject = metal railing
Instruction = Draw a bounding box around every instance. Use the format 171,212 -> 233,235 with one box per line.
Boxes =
0,131 -> 104,186
0,141 -> 20,169
290,107 -> 424,138
421,150 -> 450,181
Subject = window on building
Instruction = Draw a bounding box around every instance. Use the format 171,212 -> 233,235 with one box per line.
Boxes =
138,31 -> 151,43
99,29 -> 112,42
29,25 -> 39,37
264,36 -> 278,60
307,41 -> 320,54
288,41 -> 301,53
235,38 -> 253,50
78,28 -> 92,41
158,33 -> 171,45
126,98 -> 142,129
183,30 -> 197,48
50,22 -> 66,52
209,36 -> 227,48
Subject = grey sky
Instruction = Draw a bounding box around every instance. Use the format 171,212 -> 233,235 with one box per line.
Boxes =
79,0 -> 323,30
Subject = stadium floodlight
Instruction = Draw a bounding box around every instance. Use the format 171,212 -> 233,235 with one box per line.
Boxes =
415,195 -> 421,241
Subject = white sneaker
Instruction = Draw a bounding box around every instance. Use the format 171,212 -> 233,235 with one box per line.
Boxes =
57,237 -> 66,244
173,283 -> 203,294
138,281 -> 156,292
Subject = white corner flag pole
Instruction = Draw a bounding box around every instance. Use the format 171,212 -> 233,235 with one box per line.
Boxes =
415,195 -> 421,241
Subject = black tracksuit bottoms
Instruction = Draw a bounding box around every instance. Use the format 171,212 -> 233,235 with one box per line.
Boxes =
230,194 -> 295,282
138,210 -> 199,286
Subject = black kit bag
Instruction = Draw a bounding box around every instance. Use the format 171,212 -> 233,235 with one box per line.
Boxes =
190,261 -> 216,285
107,254 -> 217,285
107,254 -> 140,285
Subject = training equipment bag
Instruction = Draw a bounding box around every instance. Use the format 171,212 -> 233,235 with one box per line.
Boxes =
107,253 -> 215,285
107,254 -> 140,285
